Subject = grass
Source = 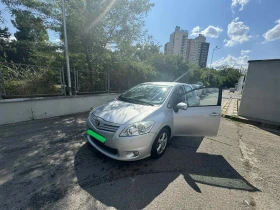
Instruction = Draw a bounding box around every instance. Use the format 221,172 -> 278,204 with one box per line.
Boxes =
4,77 -> 61,96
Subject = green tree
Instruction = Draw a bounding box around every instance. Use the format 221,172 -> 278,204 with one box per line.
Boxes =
219,67 -> 243,88
8,9 -> 60,65
12,10 -> 48,42
7,0 -> 153,72
0,0 -> 241,91
64,0 -> 153,72
0,27 -> 14,62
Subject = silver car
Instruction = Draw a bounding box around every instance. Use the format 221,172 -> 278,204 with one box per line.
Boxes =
87,82 -> 222,161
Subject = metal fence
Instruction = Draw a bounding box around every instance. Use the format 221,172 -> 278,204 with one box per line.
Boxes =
74,70 -> 107,94
0,62 -> 142,99
108,73 -> 130,93
73,70 -> 131,94
0,62 -> 65,99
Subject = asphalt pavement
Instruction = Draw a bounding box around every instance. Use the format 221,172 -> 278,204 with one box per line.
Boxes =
0,113 -> 279,210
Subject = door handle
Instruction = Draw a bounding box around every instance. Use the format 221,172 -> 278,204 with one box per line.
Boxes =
209,112 -> 220,116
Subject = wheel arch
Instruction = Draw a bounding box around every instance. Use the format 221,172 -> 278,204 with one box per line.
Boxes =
162,125 -> 171,137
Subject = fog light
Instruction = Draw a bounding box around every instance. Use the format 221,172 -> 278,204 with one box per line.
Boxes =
133,151 -> 139,156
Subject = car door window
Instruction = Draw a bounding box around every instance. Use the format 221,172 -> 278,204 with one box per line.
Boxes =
183,85 -> 199,106
168,86 -> 185,108
185,87 -> 221,107
185,91 -> 199,106
183,85 -> 192,92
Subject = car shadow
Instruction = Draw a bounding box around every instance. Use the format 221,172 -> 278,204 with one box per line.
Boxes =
74,136 -> 259,210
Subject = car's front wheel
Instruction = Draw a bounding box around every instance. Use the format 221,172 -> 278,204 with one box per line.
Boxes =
151,128 -> 170,159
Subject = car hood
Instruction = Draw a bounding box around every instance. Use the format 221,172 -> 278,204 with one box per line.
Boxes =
92,99 -> 158,125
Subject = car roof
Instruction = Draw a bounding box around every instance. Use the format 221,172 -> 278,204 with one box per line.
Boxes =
142,82 -> 190,86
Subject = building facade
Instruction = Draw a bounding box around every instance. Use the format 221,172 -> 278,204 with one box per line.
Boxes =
186,34 -> 209,67
237,75 -> 246,94
165,27 -> 210,68
199,42 -> 210,68
164,26 -> 188,56
164,42 -> 171,55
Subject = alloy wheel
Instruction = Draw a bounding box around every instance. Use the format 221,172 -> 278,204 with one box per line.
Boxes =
156,132 -> 168,154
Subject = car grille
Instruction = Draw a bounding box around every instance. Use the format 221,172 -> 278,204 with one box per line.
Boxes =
90,114 -> 120,132
89,136 -> 118,155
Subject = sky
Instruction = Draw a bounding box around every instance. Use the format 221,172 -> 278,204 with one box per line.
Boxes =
1,0 -> 280,68
144,0 -> 280,67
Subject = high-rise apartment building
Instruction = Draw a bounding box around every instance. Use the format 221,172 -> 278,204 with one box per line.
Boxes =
199,42 -> 210,68
164,26 -> 188,56
186,34 -> 210,68
165,27 -> 210,68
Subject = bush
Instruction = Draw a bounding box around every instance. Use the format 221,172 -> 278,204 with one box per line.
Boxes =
4,70 -> 62,97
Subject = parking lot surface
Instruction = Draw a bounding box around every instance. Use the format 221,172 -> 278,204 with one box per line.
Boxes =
0,113 -> 279,210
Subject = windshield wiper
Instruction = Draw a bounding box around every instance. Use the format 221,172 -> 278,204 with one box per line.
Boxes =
135,100 -> 154,106
118,96 -> 132,103
118,96 -> 154,106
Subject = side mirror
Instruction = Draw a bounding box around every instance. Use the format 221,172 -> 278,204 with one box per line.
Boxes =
174,102 -> 188,113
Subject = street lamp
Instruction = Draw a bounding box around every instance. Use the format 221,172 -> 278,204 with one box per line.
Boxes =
208,46 -> 220,82
210,46 -> 220,68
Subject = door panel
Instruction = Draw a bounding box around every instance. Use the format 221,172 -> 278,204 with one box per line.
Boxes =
173,106 -> 221,136
173,87 -> 222,137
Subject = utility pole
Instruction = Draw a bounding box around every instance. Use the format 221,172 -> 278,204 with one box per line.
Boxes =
61,0 -> 72,95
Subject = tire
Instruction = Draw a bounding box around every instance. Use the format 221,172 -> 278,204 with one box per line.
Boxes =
151,128 -> 170,159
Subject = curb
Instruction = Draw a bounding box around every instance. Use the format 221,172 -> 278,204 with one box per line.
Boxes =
233,99 -> 238,116
221,98 -> 231,115
223,114 -> 280,130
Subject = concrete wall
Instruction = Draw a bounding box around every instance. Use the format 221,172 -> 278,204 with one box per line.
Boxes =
237,75 -> 245,93
0,93 -> 119,125
239,59 -> 280,123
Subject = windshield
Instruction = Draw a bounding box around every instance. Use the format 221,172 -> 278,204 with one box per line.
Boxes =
118,84 -> 173,105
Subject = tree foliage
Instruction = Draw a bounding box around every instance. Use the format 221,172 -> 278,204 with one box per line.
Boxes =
0,0 -> 243,92
12,10 -> 48,42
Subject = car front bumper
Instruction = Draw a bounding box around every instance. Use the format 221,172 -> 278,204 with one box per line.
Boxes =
87,118 -> 157,161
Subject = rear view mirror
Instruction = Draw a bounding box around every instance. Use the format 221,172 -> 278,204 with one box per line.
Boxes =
174,102 -> 188,113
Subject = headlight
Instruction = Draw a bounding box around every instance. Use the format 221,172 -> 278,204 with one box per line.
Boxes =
89,107 -> 97,115
120,121 -> 155,137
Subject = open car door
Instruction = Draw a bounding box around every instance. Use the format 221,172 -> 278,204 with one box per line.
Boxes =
172,87 -> 222,136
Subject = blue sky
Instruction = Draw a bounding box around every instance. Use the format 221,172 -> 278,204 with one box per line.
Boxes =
145,0 -> 280,67
1,0 -> 280,68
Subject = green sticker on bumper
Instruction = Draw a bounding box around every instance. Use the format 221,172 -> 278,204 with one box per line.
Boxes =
87,130 -> 106,143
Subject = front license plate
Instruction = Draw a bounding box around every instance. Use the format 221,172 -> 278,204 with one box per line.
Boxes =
87,129 -> 106,143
